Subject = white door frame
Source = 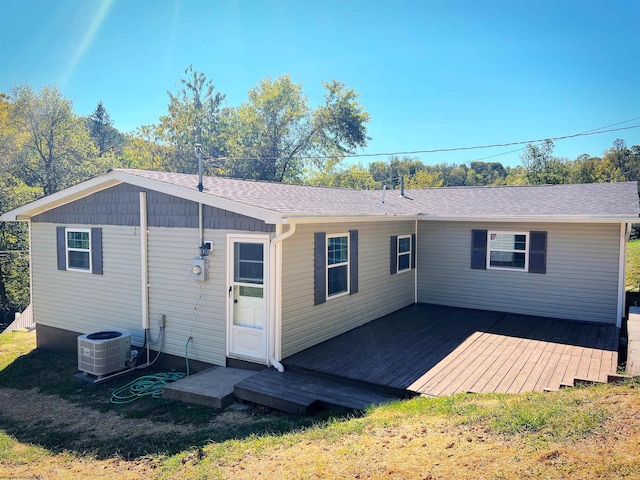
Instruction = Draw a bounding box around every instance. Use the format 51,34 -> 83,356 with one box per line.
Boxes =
226,233 -> 270,364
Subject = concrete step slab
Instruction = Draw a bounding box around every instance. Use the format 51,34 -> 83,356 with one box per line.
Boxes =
163,366 -> 257,409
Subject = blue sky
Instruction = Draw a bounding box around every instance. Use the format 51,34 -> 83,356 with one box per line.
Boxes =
1,0 -> 639,167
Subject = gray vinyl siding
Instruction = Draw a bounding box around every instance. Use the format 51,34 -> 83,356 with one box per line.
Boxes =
281,221 -> 416,358
31,222 -> 239,366
417,221 -> 620,324
31,223 -> 144,343
32,183 -> 274,232
146,227 -> 230,366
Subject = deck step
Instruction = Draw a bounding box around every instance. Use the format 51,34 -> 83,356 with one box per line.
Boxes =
234,368 -> 400,414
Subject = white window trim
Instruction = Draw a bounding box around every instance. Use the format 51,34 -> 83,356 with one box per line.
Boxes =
65,227 -> 92,273
397,234 -> 412,274
486,231 -> 529,272
326,232 -> 350,300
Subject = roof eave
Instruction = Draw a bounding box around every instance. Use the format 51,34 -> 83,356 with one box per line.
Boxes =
420,214 -> 640,223
0,175 -> 124,221
282,214 -> 421,225
0,170 -> 285,224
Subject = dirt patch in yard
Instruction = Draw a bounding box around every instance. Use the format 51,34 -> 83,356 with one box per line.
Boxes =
0,386 -> 277,456
0,387 -> 192,444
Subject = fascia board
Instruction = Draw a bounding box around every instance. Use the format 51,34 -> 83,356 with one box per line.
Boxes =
0,175 -> 123,221
0,171 -> 284,224
283,214 -> 421,225
419,214 -> 640,223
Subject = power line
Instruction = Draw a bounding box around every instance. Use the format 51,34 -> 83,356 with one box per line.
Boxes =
461,116 -> 640,165
578,116 -> 640,134
212,123 -> 640,163
342,125 -> 640,160
463,117 -> 640,165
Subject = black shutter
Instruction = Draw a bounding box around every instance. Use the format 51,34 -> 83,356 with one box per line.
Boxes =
350,230 -> 358,295
411,233 -> 417,270
314,232 -> 326,305
529,231 -> 547,274
471,229 -> 487,269
56,226 -> 66,270
390,235 -> 398,274
91,227 -> 103,275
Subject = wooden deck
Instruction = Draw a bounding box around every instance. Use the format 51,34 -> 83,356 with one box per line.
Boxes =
284,304 -> 619,397
234,369 -> 400,415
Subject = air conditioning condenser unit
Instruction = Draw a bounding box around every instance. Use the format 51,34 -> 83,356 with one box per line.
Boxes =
78,330 -> 131,377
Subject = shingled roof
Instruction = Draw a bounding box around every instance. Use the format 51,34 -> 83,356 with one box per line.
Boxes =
118,169 -> 639,221
2,169 -> 638,223
402,182 -> 640,218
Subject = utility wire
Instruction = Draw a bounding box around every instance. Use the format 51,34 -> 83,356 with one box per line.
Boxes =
369,118 -> 640,186
211,123 -> 640,164
347,125 -> 640,160
463,117 -> 640,165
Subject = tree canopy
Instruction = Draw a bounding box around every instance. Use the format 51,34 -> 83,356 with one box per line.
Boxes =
224,75 -> 370,182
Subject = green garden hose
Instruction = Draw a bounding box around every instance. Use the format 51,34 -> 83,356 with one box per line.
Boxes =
109,337 -> 192,404
109,372 -> 186,404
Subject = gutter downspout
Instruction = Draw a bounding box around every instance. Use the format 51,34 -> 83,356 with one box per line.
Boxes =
139,192 -> 150,362
414,219 -> 418,304
268,223 -> 297,372
617,222 -> 632,329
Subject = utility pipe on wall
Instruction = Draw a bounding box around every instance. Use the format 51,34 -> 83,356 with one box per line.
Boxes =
414,219 -> 418,304
268,223 -> 297,372
139,192 -> 150,330
198,202 -> 204,253
617,222 -> 632,328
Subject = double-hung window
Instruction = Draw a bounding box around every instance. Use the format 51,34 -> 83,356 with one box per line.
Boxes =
397,235 -> 412,273
487,231 -> 528,271
56,226 -> 103,274
314,230 -> 358,305
327,234 -> 349,297
66,228 -> 92,272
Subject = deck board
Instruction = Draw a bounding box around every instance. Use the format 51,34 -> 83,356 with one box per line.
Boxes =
284,304 -> 620,398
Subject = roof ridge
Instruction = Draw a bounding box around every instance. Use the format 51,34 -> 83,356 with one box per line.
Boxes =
116,168 -> 377,192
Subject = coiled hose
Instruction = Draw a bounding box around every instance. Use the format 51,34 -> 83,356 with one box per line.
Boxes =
109,337 -> 192,404
109,372 -> 186,403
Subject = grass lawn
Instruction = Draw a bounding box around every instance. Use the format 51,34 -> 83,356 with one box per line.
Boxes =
1,331 -> 640,479
627,239 -> 640,291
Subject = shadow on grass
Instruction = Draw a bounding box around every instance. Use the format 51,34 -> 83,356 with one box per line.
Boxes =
0,348 -> 356,459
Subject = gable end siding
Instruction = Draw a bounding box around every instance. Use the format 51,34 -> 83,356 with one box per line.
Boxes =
417,221 -> 620,324
32,183 -> 274,232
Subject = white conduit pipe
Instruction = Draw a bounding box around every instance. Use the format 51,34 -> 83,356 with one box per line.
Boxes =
139,192 -> 152,367
268,223 -> 297,372
198,202 -> 204,251
140,192 -> 149,330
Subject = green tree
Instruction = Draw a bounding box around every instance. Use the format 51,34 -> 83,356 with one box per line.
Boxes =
121,126 -> 173,170
371,156 -> 426,189
369,160 -> 392,185
226,75 -> 370,182
307,160 -> 379,189
0,93 -> 18,172
0,175 -> 41,324
158,65 -> 227,173
445,165 -> 468,186
9,85 -> 109,195
521,140 -> 568,185
405,169 -> 444,188
87,101 -> 124,155
469,161 -> 507,185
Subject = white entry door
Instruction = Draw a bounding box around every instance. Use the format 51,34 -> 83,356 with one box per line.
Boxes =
228,235 -> 269,362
